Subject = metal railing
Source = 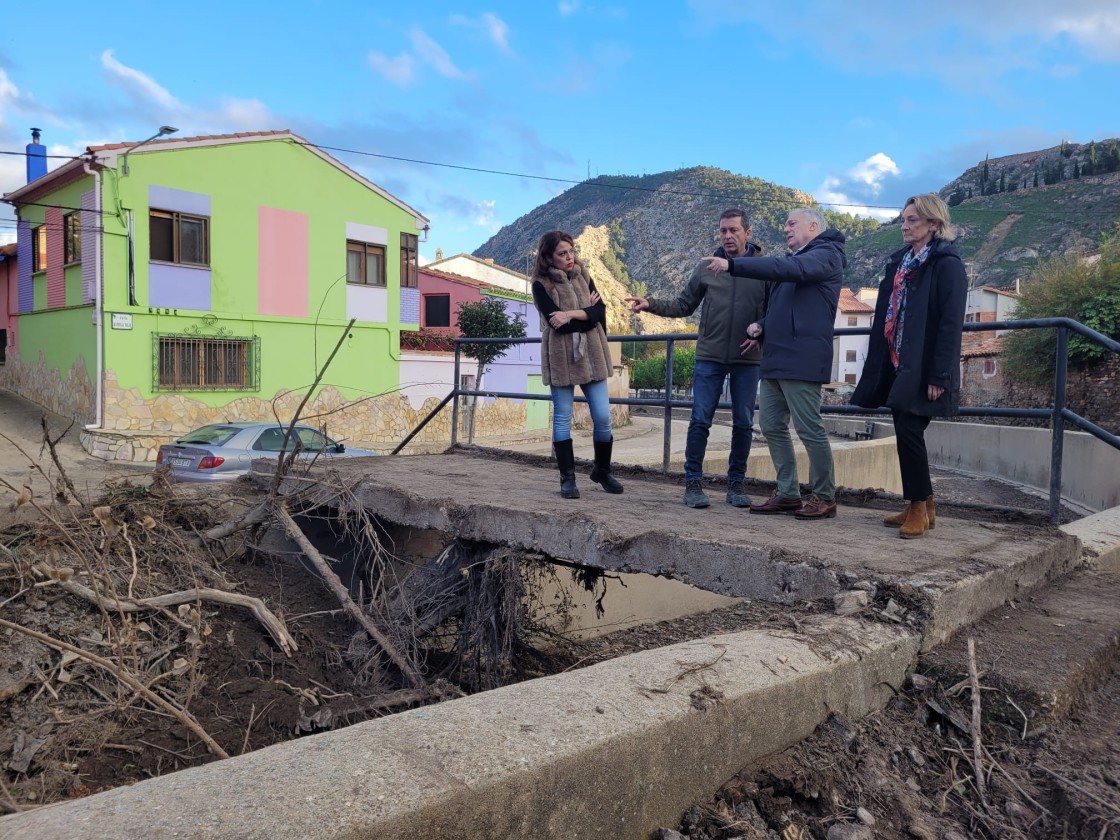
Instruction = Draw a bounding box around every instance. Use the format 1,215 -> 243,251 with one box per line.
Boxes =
393,318 -> 1120,522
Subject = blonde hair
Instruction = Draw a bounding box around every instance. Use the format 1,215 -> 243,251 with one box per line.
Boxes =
903,194 -> 956,242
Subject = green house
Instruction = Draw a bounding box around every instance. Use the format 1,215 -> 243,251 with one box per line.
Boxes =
2,130 -> 432,460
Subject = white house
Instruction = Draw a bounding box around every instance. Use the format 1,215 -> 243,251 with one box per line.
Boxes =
426,252 -> 532,296
833,289 -> 874,385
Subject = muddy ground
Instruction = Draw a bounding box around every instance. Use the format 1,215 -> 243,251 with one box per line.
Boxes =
0,396 -> 1115,838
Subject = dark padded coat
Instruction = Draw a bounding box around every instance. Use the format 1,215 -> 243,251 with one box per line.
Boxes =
646,243 -> 766,365
726,229 -> 846,383
851,238 -> 968,416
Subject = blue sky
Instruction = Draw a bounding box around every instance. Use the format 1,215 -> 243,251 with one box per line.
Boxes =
2,1 -> 1118,260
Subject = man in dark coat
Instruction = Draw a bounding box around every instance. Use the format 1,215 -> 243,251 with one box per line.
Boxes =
627,208 -> 766,509
704,207 -> 844,520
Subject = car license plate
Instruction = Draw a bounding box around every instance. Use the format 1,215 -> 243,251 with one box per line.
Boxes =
171,458 -> 192,467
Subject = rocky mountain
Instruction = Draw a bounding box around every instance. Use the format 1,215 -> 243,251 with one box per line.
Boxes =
472,167 -> 879,303
844,140 -> 1120,289
475,148 -> 1120,303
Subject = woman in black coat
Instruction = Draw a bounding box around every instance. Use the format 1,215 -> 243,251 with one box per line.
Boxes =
851,194 -> 967,538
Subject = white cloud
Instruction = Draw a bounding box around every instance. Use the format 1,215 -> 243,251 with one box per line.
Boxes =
1052,8 -> 1120,60
368,51 -> 416,87
473,199 -> 497,227
216,97 -> 276,129
451,12 -> 511,51
100,49 -> 182,109
687,0 -> 1120,88
409,28 -> 474,81
559,2 -> 581,15
814,153 -> 902,221
481,13 -> 511,50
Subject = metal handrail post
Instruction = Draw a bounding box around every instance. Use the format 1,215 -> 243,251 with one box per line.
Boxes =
391,392 -> 455,455
451,342 -> 462,446
663,339 -> 674,473
1048,326 -> 1069,522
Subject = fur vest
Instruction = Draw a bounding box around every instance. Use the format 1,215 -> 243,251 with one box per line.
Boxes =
534,263 -> 612,387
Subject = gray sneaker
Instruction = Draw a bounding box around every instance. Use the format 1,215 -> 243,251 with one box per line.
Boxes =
726,480 -> 751,508
684,479 -> 710,508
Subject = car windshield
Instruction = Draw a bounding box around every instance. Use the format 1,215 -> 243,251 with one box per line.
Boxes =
251,426 -> 336,453
177,425 -> 242,446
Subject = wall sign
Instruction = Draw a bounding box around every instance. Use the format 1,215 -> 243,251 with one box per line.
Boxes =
111,313 -> 133,330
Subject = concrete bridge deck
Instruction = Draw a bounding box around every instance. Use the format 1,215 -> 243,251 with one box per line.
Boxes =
3,448 -> 1108,840
328,448 -> 1079,650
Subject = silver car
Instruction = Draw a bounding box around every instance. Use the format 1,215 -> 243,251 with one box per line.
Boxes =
156,422 -> 376,482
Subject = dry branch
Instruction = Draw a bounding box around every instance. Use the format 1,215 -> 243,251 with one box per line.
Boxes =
273,504 -> 423,688
967,637 -> 990,810
32,562 -> 297,656
0,617 -> 229,760
40,417 -> 80,503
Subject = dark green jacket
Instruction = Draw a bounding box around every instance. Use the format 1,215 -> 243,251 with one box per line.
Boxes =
646,243 -> 766,365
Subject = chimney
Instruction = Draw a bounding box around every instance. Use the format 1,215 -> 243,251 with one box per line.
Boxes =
26,128 -> 47,183
435,248 -> 443,261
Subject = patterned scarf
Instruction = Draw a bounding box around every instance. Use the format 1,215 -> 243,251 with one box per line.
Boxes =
883,243 -> 932,368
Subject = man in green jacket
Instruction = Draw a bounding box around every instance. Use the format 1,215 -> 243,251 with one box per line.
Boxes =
627,208 -> 766,508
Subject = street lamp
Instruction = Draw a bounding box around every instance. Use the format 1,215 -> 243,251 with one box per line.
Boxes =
121,125 -> 179,176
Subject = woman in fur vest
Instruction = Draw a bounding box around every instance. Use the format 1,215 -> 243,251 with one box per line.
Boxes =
531,230 -> 622,499
851,194 -> 967,538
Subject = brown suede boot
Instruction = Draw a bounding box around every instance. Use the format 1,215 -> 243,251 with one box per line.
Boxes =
883,506 -> 908,527
898,501 -> 929,539
884,494 -> 936,528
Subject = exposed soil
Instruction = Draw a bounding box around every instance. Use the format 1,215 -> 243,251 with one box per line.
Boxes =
658,662 -> 1120,840
0,395 -> 1113,838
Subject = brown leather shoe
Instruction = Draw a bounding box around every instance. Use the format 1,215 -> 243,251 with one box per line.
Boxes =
749,492 -> 803,515
794,495 -> 837,520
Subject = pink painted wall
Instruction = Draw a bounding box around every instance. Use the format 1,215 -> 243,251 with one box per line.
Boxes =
45,207 -> 65,309
257,207 -> 308,318
1,249 -> 17,356
417,269 -> 483,335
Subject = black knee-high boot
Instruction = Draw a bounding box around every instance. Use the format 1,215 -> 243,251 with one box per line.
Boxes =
589,437 -> 624,494
553,439 -> 580,499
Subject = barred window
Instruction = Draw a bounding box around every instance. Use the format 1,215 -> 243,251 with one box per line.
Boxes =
156,336 -> 258,391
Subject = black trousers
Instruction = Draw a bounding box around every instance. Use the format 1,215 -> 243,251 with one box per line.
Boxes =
891,409 -> 933,500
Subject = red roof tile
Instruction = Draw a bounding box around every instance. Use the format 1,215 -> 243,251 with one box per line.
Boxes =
961,336 -> 1004,358
839,289 -> 874,313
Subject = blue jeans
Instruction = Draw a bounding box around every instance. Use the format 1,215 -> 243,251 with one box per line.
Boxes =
551,378 -> 612,443
684,360 -> 759,481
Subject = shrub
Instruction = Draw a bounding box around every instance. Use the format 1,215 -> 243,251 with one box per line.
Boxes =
1003,234 -> 1120,383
